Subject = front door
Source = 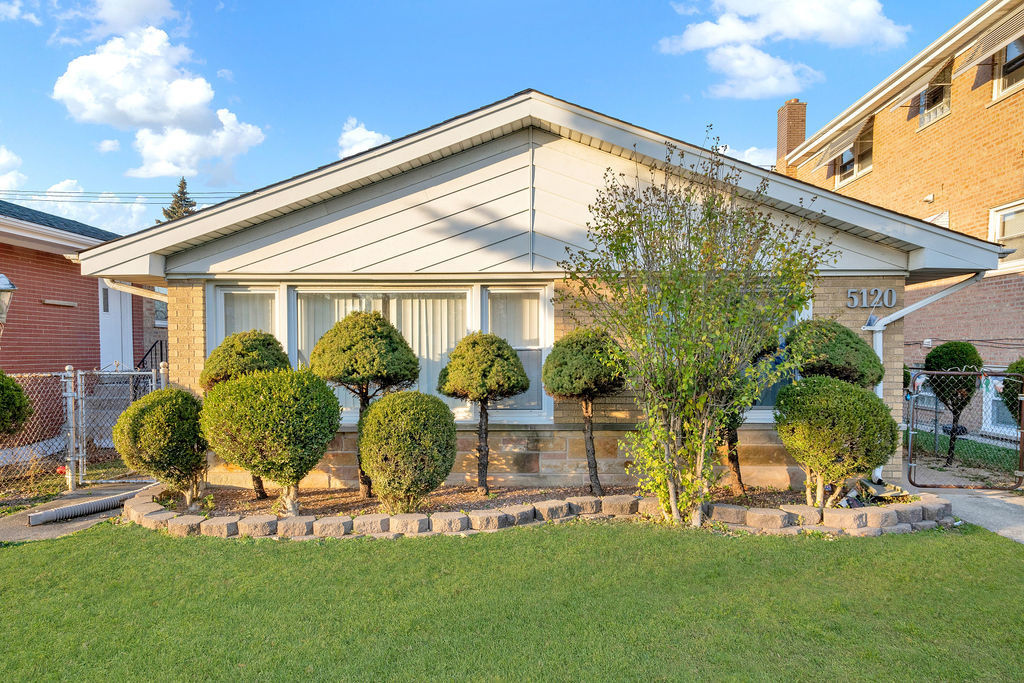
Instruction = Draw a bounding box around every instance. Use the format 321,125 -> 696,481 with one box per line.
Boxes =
98,281 -> 133,369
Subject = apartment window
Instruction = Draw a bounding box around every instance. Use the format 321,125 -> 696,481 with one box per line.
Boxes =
989,199 -> 1024,267
833,122 -> 873,186
485,289 -> 544,411
997,37 -> 1024,95
919,65 -> 951,127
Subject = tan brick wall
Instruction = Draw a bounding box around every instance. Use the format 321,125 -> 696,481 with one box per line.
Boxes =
166,280 -> 206,393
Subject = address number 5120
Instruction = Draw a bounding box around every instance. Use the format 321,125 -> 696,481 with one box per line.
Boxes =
847,287 -> 896,308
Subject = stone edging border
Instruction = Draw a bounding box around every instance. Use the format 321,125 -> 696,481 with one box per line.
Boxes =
121,489 -> 956,540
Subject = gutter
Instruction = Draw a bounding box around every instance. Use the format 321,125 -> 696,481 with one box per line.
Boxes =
64,253 -> 168,303
862,272 -> 985,398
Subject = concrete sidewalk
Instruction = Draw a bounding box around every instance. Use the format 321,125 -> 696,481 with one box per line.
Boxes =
911,487 -> 1024,544
0,482 -> 149,543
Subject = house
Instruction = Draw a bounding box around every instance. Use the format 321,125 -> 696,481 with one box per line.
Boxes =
77,90 -> 1004,490
0,199 -> 166,373
777,0 -> 1024,381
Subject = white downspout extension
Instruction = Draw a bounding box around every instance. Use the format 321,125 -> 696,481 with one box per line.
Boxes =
862,271 -> 985,398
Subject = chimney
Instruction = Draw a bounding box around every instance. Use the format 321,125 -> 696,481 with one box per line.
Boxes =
776,98 -> 806,176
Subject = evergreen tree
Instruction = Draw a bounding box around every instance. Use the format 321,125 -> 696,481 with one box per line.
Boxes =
156,177 -> 197,223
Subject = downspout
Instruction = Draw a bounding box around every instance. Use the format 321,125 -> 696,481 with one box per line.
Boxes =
862,271 -> 985,398
101,278 -> 168,303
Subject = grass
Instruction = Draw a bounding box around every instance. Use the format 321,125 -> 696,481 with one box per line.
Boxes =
907,428 -> 1019,472
0,522 -> 1022,680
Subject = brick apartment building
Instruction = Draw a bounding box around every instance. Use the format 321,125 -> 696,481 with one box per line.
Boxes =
777,0 -> 1024,379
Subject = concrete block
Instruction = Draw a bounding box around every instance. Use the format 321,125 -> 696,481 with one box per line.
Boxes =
566,496 -> 601,514
600,495 -> 638,515
863,507 -> 898,528
547,514 -> 579,524
313,516 -> 353,537
892,504 -> 923,524
467,509 -> 512,530
723,523 -> 757,534
289,535 -> 318,542
277,516 -> 315,537
140,510 -> 178,530
846,526 -> 882,537
920,501 -> 950,521
822,508 -> 867,529
881,523 -> 913,534
129,502 -> 164,523
937,516 -> 956,529
761,526 -> 800,535
801,525 -> 844,536
390,513 -> 429,535
369,532 -> 403,540
238,515 -> 278,537
745,507 -> 789,529
912,520 -> 938,531
709,504 -> 747,525
579,513 -> 612,521
353,513 -> 390,535
167,515 -> 204,537
638,497 -> 662,518
533,499 -> 571,520
498,504 -> 535,525
779,504 -> 821,526
429,512 -> 469,533
201,515 -> 240,538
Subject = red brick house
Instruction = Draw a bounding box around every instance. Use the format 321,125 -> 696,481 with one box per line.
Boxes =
0,199 -> 166,373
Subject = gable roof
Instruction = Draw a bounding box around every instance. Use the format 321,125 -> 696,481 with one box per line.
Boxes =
78,89 -> 1006,285
0,199 -> 119,243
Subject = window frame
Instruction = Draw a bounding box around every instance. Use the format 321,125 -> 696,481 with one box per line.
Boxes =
994,39 -> 1024,99
743,301 -> 813,424
832,124 -> 873,188
210,285 -> 283,351
981,372 -> 1021,439
987,198 -> 1024,270
918,65 -> 952,129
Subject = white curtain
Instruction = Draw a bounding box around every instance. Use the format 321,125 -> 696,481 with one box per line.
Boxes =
488,292 -> 542,410
223,291 -> 275,337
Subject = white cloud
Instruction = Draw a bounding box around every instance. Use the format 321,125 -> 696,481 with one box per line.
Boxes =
720,143 -> 777,168
96,138 -> 120,153
705,44 -> 821,99
52,27 -> 264,178
8,179 -> 148,235
0,1 -> 40,25
0,145 -> 28,190
337,117 -> 390,159
670,1 -> 699,15
216,68 -> 233,81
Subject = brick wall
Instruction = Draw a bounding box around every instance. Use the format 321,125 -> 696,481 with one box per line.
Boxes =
166,280 -> 206,392
0,243 -> 101,372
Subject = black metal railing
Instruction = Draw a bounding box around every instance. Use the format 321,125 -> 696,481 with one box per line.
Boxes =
136,339 -> 166,371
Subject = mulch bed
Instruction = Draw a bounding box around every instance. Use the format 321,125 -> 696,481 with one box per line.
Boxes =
711,486 -> 806,508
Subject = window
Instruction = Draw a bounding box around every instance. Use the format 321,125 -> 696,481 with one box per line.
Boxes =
996,37 -> 1024,96
919,65 -> 951,127
101,286 -> 109,313
989,199 -> 1024,268
485,289 -> 545,411
833,122 -> 872,186
154,286 -> 168,327
216,288 -> 277,343
745,304 -> 813,422
983,378 -> 1020,437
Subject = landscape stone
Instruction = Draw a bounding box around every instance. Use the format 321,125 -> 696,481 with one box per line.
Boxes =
845,526 -> 882,537
779,504 -> 822,526
912,520 -> 938,531
238,515 -> 278,537
498,504 -> 535,525
547,514 -> 579,524
881,523 -> 913,534
277,516 -> 315,537
600,495 -> 639,515
140,510 -> 178,530
723,523 -> 757,534
709,504 -> 747,525
937,516 -> 956,528
822,508 -> 867,529
579,513 -> 612,521
760,526 -> 800,535
466,509 -> 512,530
390,513 -> 429,534
566,496 -> 601,514
313,516 -> 352,537
353,513 -> 390,535
200,515 -> 240,538
429,512 -> 469,533
533,499 -> 571,520
129,502 -> 164,523
892,504 -> 923,524
801,525 -> 844,536
289,535 -> 318,542
920,502 -> 951,521
637,497 -> 662,518
863,507 -> 898,528
745,507 -> 789,529
166,515 -> 204,537
369,532 -> 403,540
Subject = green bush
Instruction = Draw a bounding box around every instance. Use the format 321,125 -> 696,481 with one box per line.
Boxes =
1000,357 -> 1024,426
112,388 -> 207,504
775,376 -> 897,508
786,319 -> 883,388
0,370 -> 32,435
199,330 -> 290,391
439,332 -> 528,495
200,369 -> 339,513
542,327 -> 623,495
924,341 -> 983,465
359,391 -> 456,513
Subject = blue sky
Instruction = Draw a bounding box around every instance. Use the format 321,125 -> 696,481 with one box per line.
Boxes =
0,0 -> 975,233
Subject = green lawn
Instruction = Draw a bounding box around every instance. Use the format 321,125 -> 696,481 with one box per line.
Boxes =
1,522 -> 1022,681
907,429 -> 1020,472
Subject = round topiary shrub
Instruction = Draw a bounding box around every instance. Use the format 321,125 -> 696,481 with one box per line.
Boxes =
1000,357 -> 1024,427
200,368 -> 339,514
786,319 -> 883,388
542,327 -> 623,495
775,375 -> 897,508
199,330 -> 290,391
0,369 -> 32,435
924,341 -> 983,465
359,391 -> 456,513
112,388 -> 207,505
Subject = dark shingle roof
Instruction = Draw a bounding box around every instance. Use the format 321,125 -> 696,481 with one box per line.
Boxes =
0,199 -> 120,242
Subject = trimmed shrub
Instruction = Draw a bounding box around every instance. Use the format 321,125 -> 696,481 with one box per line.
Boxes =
775,376 -> 897,508
542,327 -> 623,495
0,370 -> 32,435
199,330 -> 290,391
359,391 -> 456,513
1000,357 -> 1024,426
112,388 -> 207,505
310,311 -> 419,498
786,319 -> 883,388
924,341 -> 983,465
439,332 -> 528,495
200,369 -> 339,514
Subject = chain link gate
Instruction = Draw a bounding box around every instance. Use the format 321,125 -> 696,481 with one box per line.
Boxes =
906,370 -> 1024,490
0,372 -> 71,506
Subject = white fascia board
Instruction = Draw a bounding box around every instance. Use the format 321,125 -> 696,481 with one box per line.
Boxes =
0,215 -> 105,253
80,252 -> 165,279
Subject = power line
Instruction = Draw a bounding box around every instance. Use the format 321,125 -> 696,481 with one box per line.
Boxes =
0,189 -> 246,196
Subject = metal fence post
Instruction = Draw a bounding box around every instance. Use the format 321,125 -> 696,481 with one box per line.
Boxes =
62,365 -> 76,492
159,361 -> 169,389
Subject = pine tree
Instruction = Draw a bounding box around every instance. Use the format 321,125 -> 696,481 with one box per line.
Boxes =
156,177 -> 197,223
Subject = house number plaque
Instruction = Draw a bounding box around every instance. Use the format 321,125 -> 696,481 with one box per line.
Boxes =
846,287 -> 896,308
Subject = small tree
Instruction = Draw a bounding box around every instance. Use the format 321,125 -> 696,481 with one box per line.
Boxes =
309,311 -> 419,498
113,388 -> 207,507
200,330 -> 290,499
438,332 -> 529,495
359,391 -> 457,513
542,328 -> 623,495
787,319 -> 883,388
775,376 -> 897,508
200,369 -> 339,514
156,177 -> 197,224
0,370 -> 32,435
924,341 -> 983,465
559,143 -> 834,525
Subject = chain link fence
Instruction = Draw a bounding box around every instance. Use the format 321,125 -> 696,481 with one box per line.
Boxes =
906,370 -> 1024,489
0,372 -> 71,508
